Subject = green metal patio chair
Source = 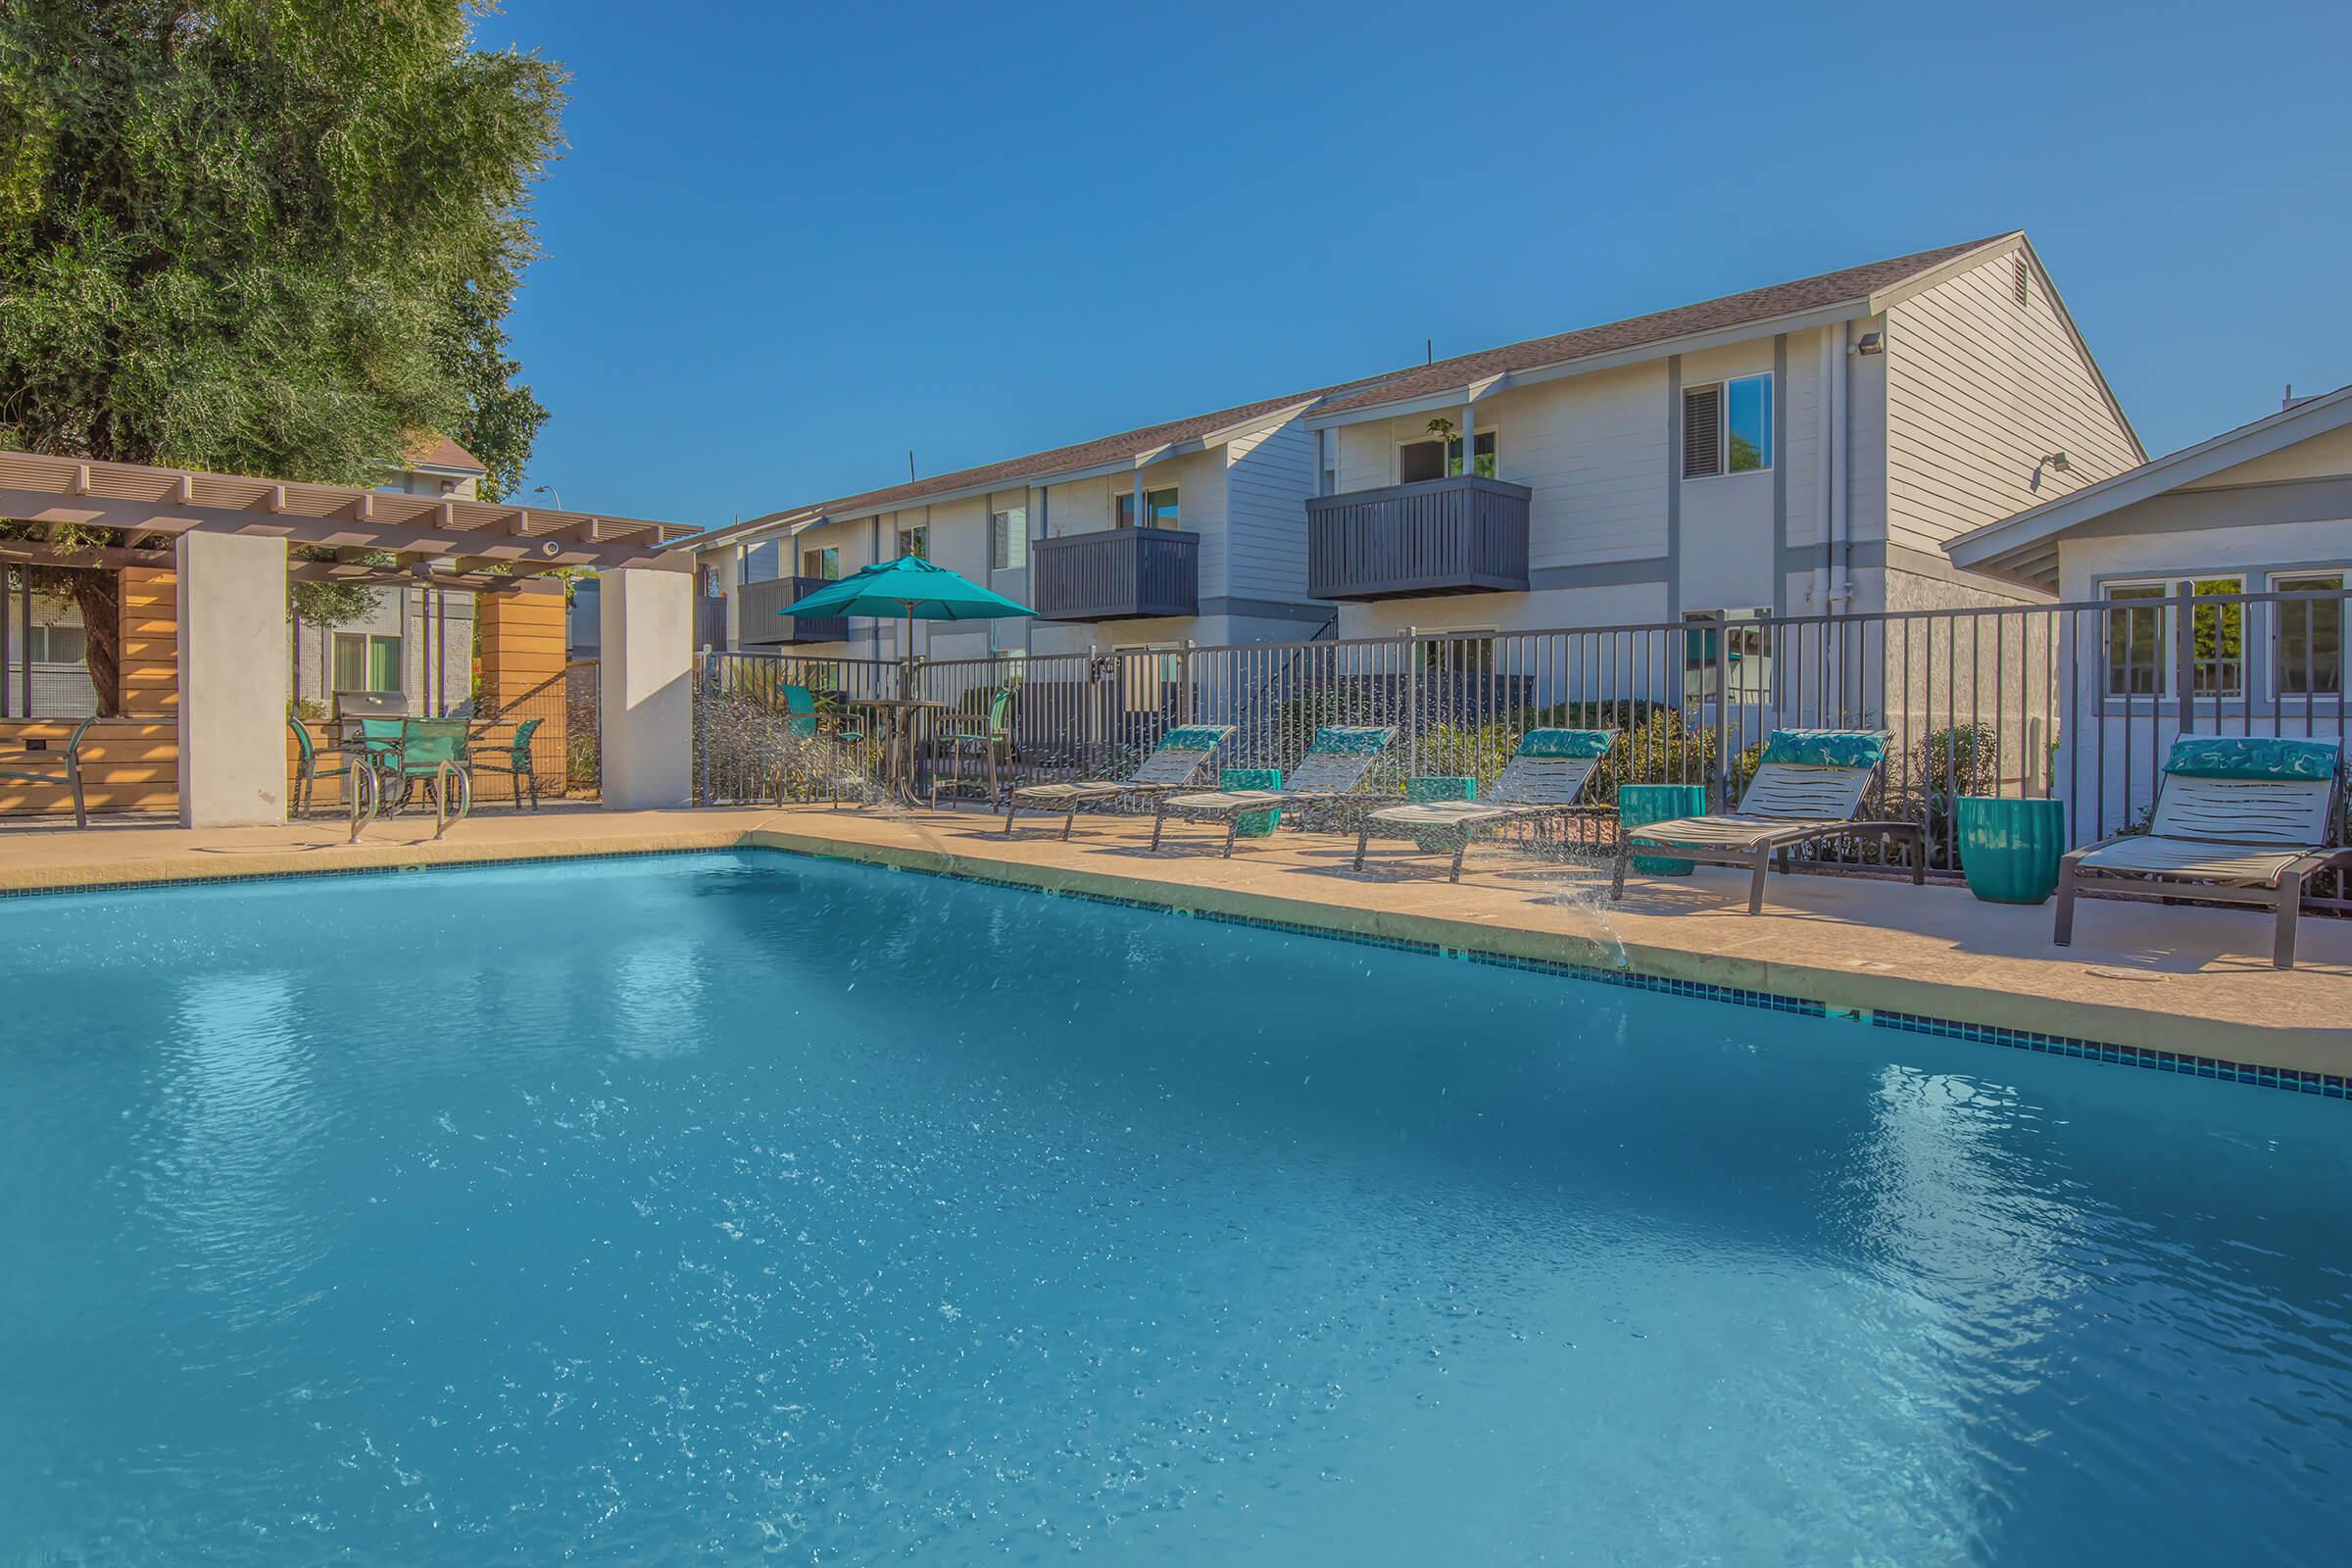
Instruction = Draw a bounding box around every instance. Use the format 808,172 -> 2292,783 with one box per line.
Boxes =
0,714 -> 97,827
468,717 -> 543,810
777,684 -> 866,806
936,686 -> 1014,807
287,717 -> 363,818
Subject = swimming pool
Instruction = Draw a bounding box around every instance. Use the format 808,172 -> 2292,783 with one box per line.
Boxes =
3,850 -> 2348,1563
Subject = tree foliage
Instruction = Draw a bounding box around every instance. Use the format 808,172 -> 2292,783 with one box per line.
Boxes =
0,1 -> 564,708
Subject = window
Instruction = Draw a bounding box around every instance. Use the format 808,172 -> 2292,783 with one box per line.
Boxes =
332,632 -> 403,694
2274,571 -> 2345,697
24,624 -> 84,663
1682,611 -> 1772,706
801,546 -> 840,580
990,508 -> 1028,570
1413,629 -> 1496,673
1683,373 -> 1772,477
896,525 -> 928,561
1398,431 -> 1495,483
2101,577 -> 2246,699
1113,488 -> 1180,529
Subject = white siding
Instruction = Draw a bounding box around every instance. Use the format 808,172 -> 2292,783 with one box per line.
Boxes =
1223,416 -> 1320,603
1884,247 -> 2139,558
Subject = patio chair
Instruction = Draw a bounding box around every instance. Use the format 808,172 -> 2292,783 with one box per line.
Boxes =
357,717 -> 470,815
1002,723 -> 1234,840
1152,724 -> 1396,858
468,717 -> 543,810
1609,729 -> 1923,912
0,714 -> 97,827
2054,735 -> 2349,969
935,685 -> 1015,807
775,684 -> 866,806
288,716 -> 362,818
1353,728 -> 1615,882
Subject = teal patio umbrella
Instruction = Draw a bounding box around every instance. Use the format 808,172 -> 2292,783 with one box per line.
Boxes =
779,554 -> 1036,683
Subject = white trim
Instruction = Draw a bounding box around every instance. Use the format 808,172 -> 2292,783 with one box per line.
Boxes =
1681,372 -> 1774,481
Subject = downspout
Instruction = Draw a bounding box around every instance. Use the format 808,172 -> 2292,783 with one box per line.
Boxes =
1828,322 -> 1851,609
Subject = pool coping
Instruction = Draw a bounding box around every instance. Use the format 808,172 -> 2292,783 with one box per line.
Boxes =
5,816 -> 2337,1101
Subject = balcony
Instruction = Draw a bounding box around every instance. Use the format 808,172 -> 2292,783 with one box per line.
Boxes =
1304,474 -> 1532,601
1031,528 -> 1200,620
736,574 -> 852,646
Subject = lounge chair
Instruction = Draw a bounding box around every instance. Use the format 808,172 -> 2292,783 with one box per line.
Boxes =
1152,724 -> 1396,857
2055,735 -> 2349,969
0,714 -> 97,827
1353,728 -> 1615,882
1609,728 -> 1923,912
1002,723 -> 1234,839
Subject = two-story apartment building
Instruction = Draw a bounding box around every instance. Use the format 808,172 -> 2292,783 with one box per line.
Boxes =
1302,233 -> 2141,651
682,232 -> 2140,698
680,381 -> 1390,663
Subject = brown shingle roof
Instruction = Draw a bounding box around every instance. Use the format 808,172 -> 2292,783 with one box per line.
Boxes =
1313,233 -> 2017,416
684,233 -> 2018,551
404,432 -> 487,473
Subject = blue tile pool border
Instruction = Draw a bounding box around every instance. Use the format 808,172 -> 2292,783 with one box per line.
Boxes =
2,841 -> 2340,1102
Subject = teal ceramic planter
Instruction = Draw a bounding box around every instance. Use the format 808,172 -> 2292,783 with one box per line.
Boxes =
1406,774 -> 1477,852
1222,767 -> 1283,836
1618,783 -> 1708,876
1956,796 -> 2067,906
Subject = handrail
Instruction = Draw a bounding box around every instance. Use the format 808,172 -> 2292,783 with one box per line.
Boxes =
432,760 -> 471,840
348,760 -> 381,843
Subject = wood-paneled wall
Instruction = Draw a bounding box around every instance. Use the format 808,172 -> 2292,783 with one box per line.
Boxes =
0,718 -> 178,815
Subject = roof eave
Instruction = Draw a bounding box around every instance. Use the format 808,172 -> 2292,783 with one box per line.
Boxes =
1303,299 -> 1875,430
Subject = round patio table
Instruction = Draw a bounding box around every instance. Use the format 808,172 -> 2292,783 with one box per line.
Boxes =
848,697 -> 951,805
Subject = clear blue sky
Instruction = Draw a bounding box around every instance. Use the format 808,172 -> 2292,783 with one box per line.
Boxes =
481,0 -> 2352,527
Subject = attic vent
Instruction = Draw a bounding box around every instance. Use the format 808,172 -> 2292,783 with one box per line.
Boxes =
2012,255 -> 2030,307
1681,384 -> 1722,479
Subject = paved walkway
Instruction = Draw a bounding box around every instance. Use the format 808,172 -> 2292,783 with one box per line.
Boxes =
1,803 -> 2345,1074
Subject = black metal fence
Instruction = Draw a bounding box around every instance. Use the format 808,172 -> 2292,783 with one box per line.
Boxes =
688,586 -> 2349,895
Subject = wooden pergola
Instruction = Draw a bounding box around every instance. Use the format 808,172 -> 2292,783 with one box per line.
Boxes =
0,450 -> 698,585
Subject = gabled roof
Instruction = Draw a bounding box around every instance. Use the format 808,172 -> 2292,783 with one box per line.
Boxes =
1308,233 -> 2023,420
1945,383 -> 2352,590
682,230 -> 2083,555
404,433 -> 487,473
677,373 -> 1401,553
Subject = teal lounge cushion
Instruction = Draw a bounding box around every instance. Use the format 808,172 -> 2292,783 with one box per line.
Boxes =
1159,725 -> 1228,753
2164,735 -> 2340,781
1310,725 -> 1391,756
1517,728 -> 1612,760
1758,728 -> 1886,770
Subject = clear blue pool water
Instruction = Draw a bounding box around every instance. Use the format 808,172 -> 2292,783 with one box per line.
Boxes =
3,851 -> 2349,1565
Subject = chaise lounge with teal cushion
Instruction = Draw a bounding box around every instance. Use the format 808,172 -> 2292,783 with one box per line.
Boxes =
1609,728 -> 1923,912
1152,724 -> 1396,857
1002,723 -> 1233,839
0,714 -> 97,827
2055,735 -> 2349,969
1353,728 -> 1616,882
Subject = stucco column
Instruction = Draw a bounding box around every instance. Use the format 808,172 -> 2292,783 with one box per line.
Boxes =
176,531 -> 289,827
598,564 -> 694,809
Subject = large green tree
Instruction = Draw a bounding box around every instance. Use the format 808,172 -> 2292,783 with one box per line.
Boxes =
0,0 -> 563,710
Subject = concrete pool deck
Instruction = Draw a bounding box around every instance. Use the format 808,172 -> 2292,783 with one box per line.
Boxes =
1,803 -> 2345,1077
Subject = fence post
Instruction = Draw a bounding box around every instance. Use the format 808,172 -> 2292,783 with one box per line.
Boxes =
1710,611 -> 1733,806
2173,592 -> 2196,737
1402,627 -> 1419,778
696,646 -> 710,807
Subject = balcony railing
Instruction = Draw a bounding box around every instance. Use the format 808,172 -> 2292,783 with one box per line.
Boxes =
1305,474 -> 1532,601
1032,527 -> 1200,620
736,575 -> 851,645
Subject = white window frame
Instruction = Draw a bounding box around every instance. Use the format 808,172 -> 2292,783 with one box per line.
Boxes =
1681,609 -> 1773,706
2268,567 -> 2347,702
990,507 -> 1028,570
1411,625 -> 1498,672
1395,430 -> 1497,485
1683,372 -> 1773,479
2098,574 -> 2248,702
331,630 -> 405,695
896,524 -> 929,561
801,545 -> 840,581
